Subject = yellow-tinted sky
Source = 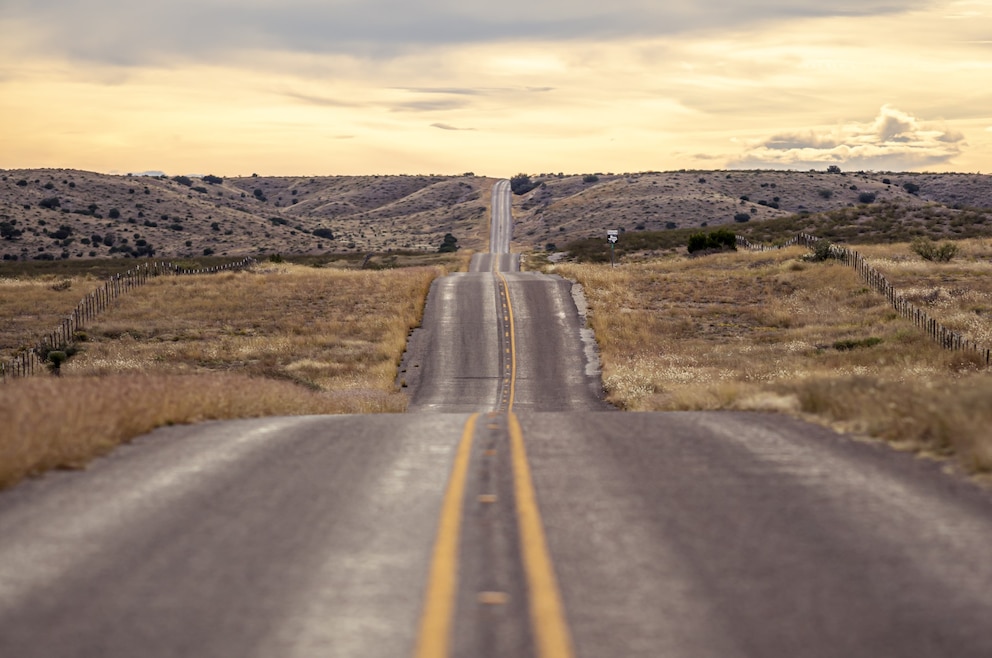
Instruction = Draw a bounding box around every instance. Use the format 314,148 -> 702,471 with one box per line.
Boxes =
1,0 -> 990,176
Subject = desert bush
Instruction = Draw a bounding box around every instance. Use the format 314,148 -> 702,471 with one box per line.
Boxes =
910,237 -> 958,262
734,212 -> 751,223
858,192 -> 877,204
510,173 -> 537,195
832,337 -> 883,351
1,221 -> 23,240
313,228 -> 335,239
687,228 -> 736,254
46,350 -> 68,375
438,233 -> 459,253
806,239 -> 840,262
39,197 -> 61,210
903,182 -> 920,194
583,174 -> 600,183
49,225 -> 72,240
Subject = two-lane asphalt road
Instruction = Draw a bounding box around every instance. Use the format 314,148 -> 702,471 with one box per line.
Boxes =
2,180 -> 992,657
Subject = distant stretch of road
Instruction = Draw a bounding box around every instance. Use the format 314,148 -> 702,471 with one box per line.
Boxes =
469,179 -> 519,273
2,180 -> 992,657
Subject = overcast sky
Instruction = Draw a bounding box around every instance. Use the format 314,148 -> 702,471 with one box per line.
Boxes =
1,0 -> 990,176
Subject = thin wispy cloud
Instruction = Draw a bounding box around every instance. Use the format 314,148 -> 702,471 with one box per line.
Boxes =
0,0 -> 988,175
431,123 -> 475,131
1,0 -> 933,64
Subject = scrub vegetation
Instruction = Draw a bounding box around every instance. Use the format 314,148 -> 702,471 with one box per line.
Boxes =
553,238 -> 992,475
0,261 -> 447,489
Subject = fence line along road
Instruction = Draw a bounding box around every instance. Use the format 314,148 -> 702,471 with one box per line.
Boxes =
1,257 -> 256,382
736,233 -> 991,365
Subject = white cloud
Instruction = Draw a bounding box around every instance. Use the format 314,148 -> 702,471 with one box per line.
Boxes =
731,106 -> 967,170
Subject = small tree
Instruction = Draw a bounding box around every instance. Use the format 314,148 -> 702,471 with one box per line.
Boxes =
510,173 -> 536,195
438,233 -> 459,252
47,351 -> 68,376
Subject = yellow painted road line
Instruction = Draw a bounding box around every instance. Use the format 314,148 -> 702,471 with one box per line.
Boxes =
413,413 -> 479,658
494,270 -> 517,412
508,412 -> 575,658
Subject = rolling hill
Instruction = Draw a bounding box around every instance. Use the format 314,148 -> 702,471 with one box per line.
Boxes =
2,169 -> 990,263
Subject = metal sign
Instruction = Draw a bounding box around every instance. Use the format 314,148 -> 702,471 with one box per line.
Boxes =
607,230 -> 618,243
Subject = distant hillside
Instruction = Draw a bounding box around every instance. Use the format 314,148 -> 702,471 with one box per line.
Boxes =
2,169 -> 990,262
0,170 -> 494,261
510,171 -> 992,248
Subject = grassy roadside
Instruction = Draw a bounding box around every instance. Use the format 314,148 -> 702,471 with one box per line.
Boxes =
0,262 -> 450,489
554,241 -> 992,474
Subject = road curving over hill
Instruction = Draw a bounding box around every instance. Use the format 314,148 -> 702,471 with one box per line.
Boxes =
2,180 -> 992,658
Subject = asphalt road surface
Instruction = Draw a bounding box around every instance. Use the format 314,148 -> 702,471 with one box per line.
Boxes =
2,181 -> 992,657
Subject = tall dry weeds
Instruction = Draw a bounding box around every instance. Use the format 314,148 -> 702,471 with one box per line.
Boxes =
0,263 -> 443,488
555,243 -> 992,473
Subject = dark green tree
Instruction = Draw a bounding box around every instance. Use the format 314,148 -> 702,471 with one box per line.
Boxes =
510,174 -> 536,195
438,233 -> 459,252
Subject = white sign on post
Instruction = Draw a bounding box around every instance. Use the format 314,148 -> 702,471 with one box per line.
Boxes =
607,229 -> 618,244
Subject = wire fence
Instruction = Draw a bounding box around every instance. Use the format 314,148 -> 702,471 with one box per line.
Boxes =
1,257 -> 256,382
735,233 -> 991,365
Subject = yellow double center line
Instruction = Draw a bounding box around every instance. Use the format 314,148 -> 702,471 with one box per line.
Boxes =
413,269 -> 574,658
495,269 -> 517,413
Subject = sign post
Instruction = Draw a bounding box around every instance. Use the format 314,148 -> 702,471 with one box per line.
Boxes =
607,230 -> 618,268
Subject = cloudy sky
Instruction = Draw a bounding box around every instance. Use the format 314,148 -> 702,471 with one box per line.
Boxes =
1,0 -> 990,176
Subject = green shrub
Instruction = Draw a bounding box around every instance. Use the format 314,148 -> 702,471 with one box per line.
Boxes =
911,237 -> 958,262
438,233 -> 459,253
833,337 -> 882,351
510,173 -> 537,195
687,228 -> 737,254
806,239 -> 839,262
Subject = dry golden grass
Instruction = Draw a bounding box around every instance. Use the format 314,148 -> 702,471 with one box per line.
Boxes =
855,239 -> 992,346
555,242 -> 992,473
0,263 -> 444,488
0,373 -> 388,489
0,275 -> 104,358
